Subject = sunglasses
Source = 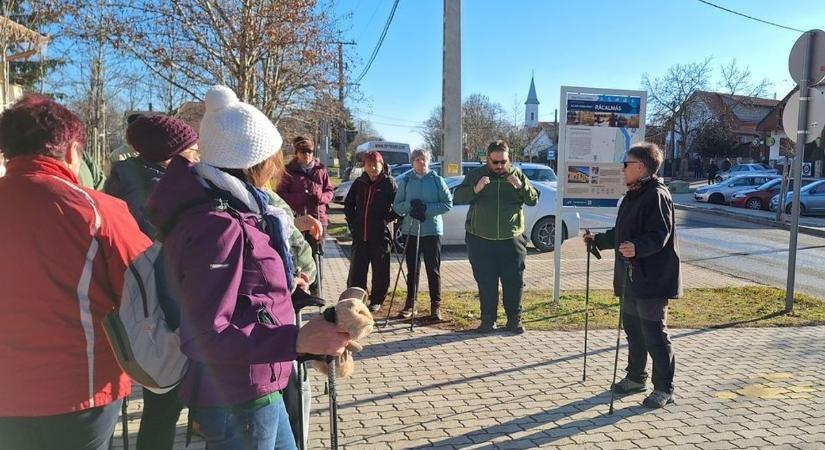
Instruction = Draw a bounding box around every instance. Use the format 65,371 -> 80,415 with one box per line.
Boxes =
622,160 -> 643,168
298,150 -> 314,154
490,159 -> 508,165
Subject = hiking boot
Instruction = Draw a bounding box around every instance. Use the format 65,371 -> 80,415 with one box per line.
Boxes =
505,319 -> 525,334
398,308 -> 415,319
368,303 -> 381,313
612,377 -> 647,394
430,305 -> 443,321
643,390 -> 674,408
475,322 -> 497,333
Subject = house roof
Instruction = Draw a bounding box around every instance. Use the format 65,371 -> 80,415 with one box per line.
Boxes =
756,87 -> 799,133
690,90 -> 780,136
525,76 -> 539,105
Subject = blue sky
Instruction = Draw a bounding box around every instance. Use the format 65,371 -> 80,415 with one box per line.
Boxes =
334,0 -> 823,147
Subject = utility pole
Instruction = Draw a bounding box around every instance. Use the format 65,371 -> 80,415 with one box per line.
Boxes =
335,41 -> 355,170
442,0 -> 462,176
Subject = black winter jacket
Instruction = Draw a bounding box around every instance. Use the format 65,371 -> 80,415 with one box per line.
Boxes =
103,157 -> 166,239
594,177 -> 682,299
344,172 -> 399,243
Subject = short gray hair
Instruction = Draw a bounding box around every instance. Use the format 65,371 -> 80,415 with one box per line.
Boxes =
410,148 -> 431,163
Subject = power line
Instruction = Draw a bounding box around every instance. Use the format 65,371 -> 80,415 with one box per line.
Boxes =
354,0 -> 400,85
695,0 -> 804,33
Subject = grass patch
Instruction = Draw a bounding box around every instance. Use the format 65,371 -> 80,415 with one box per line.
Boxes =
377,286 -> 825,331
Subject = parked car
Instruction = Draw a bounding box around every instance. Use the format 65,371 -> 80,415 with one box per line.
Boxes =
717,163 -> 778,182
730,178 -> 818,210
694,174 -> 780,204
394,176 -> 579,252
769,179 -> 825,215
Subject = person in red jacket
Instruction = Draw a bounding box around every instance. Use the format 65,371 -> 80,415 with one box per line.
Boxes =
278,136 -> 334,295
0,95 -> 152,449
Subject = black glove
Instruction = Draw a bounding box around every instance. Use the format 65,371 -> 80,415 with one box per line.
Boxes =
292,287 -> 326,312
409,199 -> 427,222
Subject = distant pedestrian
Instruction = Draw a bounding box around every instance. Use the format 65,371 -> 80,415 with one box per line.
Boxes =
584,142 -> 681,409
707,160 -> 719,184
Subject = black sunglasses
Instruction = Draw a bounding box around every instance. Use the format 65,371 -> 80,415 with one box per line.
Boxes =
623,160 -> 643,168
298,150 -> 314,154
490,159 -> 508,165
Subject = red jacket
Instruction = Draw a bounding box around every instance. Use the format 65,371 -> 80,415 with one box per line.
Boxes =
277,159 -> 334,224
0,156 -> 151,416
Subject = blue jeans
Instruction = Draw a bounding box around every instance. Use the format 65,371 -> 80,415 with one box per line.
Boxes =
192,396 -> 296,450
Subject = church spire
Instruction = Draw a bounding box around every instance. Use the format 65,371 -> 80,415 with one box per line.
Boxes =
525,75 -> 539,105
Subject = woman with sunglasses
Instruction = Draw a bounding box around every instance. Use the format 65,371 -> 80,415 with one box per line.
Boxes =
278,136 -> 334,294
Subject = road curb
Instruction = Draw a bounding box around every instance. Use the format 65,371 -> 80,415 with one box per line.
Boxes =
674,203 -> 825,238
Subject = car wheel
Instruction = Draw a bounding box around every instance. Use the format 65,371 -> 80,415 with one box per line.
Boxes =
393,224 -> 406,253
709,193 -> 725,204
785,203 -> 807,215
745,198 -> 763,210
530,216 -> 568,253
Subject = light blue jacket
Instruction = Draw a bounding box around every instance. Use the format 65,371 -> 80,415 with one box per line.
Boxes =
393,170 -> 453,237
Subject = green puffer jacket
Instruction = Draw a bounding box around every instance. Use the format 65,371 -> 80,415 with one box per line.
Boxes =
453,165 -> 538,240
263,188 -> 317,283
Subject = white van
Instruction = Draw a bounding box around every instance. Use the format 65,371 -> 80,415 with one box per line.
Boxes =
346,141 -> 411,180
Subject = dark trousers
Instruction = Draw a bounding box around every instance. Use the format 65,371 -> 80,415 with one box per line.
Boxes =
348,239 -> 391,305
137,387 -> 183,450
622,290 -> 676,393
403,235 -> 442,309
466,233 -> 527,324
0,399 -> 122,450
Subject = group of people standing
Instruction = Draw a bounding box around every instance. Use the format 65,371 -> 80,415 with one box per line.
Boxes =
0,87 -> 348,450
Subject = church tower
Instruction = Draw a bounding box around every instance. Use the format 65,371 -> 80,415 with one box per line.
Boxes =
525,75 -> 539,128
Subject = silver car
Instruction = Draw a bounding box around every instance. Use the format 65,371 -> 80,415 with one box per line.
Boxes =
694,174 -> 780,204
717,163 -> 778,182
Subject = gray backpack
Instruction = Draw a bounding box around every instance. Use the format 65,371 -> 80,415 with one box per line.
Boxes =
102,241 -> 189,394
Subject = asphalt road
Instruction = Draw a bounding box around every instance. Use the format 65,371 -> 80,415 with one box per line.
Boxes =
578,208 -> 825,299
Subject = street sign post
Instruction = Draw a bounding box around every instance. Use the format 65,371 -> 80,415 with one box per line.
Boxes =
784,30 -> 825,313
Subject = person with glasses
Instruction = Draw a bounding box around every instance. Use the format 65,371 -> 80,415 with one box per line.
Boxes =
584,142 -> 681,409
454,140 -> 538,334
278,136 -> 334,295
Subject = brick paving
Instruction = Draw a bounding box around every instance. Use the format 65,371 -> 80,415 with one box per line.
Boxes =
111,239 -> 822,450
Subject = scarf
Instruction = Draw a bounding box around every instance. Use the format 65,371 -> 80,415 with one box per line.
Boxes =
627,174 -> 654,193
194,163 -> 296,291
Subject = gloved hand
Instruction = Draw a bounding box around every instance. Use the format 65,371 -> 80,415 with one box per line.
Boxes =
409,199 -> 427,222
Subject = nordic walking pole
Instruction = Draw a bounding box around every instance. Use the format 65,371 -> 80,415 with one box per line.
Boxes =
609,259 -> 631,415
409,220 -> 422,333
383,230 -> 412,328
326,356 -> 338,450
583,230 -> 602,381
583,237 -> 591,381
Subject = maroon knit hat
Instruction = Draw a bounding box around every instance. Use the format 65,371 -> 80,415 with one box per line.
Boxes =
126,114 -> 198,163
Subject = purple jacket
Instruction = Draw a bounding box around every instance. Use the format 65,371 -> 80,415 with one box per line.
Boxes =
277,159 -> 334,224
146,156 -> 297,407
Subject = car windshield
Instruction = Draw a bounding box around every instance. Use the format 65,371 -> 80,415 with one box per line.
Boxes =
521,168 -> 557,182
756,179 -> 781,191
801,181 -> 824,193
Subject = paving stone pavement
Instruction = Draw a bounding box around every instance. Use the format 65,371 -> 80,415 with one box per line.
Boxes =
112,239 -> 819,450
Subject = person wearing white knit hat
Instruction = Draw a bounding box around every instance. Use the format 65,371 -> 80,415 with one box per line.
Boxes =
145,85 -> 349,450
198,85 -> 283,169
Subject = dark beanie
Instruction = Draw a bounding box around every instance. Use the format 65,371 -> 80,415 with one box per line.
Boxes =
126,114 -> 198,163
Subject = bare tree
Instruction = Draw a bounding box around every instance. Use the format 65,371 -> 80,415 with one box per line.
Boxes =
420,94 -> 509,160
420,106 -> 443,156
102,0 -> 346,124
642,58 -> 713,160
719,59 -> 770,98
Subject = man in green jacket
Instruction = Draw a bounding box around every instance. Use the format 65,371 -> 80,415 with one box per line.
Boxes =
454,140 -> 538,333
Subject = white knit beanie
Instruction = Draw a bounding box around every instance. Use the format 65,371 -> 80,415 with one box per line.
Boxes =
198,85 -> 283,169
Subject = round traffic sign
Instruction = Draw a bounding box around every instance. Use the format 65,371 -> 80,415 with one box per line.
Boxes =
782,88 -> 825,144
789,30 -> 825,86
